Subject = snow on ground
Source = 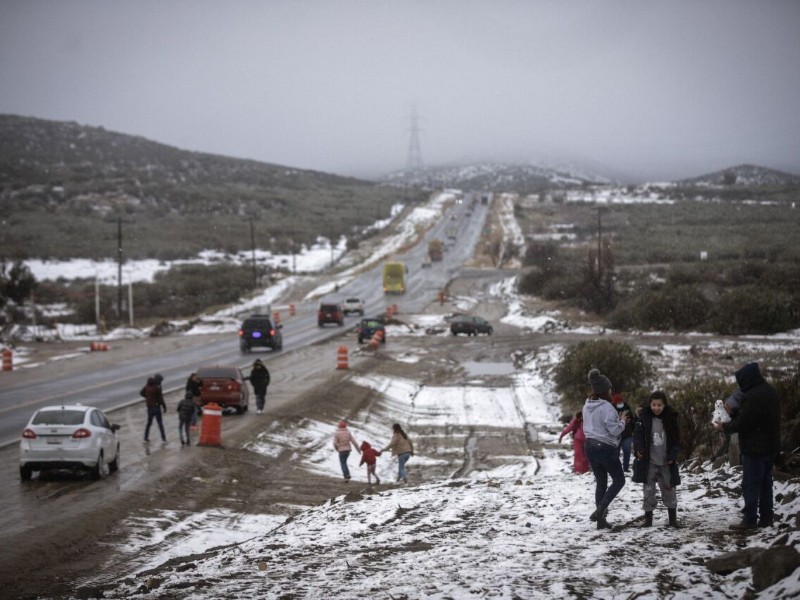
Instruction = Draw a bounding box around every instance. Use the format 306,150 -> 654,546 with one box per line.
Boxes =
90,338 -> 800,599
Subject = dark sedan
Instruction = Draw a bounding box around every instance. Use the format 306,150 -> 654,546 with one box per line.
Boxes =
450,315 -> 493,336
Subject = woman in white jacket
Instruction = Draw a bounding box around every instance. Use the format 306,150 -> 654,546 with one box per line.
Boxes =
582,368 -> 629,529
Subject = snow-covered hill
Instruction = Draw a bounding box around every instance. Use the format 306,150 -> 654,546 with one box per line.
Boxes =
679,164 -> 800,187
382,161 -> 613,193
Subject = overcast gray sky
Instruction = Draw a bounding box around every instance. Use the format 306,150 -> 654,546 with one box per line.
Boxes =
1,0 -> 799,181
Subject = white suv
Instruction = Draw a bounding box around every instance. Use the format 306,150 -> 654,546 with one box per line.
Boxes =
342,297 -> 365,316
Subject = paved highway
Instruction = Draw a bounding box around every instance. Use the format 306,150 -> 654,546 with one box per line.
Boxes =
0,193 -> 490,447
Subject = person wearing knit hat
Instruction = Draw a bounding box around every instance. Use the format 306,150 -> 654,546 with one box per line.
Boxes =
332,420 -> 361,481
582,368 -> 629,529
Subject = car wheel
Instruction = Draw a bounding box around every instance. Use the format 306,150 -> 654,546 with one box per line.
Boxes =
318,322 -> 324,327
109,444 -> 120,473
20,465 -> 32,482
91,451 -> 108,480
338,320 -> 344,326
358,336 -> 363,344
240,344 -> 250,353
236,403 -> 244,415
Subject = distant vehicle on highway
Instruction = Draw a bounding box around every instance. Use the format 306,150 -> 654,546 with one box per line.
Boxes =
318,302 -> 345,326
428,239 -> 443,262
382,261 -> 406,294
20,404 -> 121,481
342,297 -> 365,316
197,365 -> 250,414
239,314 -> 283,353
450,315 -> 494,336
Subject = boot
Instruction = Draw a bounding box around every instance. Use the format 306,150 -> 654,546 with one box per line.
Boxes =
643,511 -> 653,527
596,513 -> 612,530
668,508 -> 679,528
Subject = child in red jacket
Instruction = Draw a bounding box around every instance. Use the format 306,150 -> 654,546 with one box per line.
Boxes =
359,441 -> 382,485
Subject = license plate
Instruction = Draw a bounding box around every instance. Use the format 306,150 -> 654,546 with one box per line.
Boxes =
47,439 -> 62,445
209,385 -> 220,391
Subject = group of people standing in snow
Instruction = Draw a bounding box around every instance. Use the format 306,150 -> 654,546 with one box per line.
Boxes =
139,358 -> 272,447
333,421 -> 414,485
560,362 -> 781,532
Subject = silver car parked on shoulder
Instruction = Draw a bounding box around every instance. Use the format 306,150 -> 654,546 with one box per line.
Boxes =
19,404 -> 121,481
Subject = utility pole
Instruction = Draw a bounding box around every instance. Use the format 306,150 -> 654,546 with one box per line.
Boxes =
249,218 -> 258,288
406,106 -> 424,179
597,207 -> 602,272
117,217 -> 123,320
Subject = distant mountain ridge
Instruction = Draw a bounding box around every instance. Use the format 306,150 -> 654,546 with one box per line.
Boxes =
382,161 -> 613,195
383,161 -> 800,193
0,114 -> 406,260
678,164 -> 800,187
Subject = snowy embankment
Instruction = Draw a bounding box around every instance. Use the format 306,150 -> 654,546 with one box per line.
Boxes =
90,324 -> 800,599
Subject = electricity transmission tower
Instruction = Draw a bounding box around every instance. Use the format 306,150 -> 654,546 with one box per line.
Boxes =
405,107 -> 424,176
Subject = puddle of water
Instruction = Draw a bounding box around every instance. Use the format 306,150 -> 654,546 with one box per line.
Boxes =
462,361 -> 515,376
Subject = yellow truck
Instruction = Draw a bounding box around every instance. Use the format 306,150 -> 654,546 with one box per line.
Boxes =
382,261 -> 406,294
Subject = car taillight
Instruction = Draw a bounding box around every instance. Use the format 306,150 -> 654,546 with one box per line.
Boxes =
22,428 -> 36,439
72,428 -> 92,439
238,329 -> 245,337
230,382 -> 240,391
270,329 -> 275,336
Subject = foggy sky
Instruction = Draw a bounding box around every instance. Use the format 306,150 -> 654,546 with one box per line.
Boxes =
1,0 -> 799,182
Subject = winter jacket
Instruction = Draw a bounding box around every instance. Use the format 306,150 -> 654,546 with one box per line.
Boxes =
582,397 -> 625,448
185,376 -> 202,399
247,363 -> 271,395
140,378 -> 166,411
613,396 -> 634,439
382,431 -> 414,456
333,427 -> 360,453
359,441 -> 382,466
723,363 -> 781,456
560,417 -> 586,444
177,396 -> 196,422
632,406 -> 681,486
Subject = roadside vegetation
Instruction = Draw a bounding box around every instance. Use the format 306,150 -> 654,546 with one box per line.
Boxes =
515,193 -> 800,335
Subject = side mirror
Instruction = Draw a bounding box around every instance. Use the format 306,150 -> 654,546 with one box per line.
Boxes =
111,424 -> 121,432
277,324 -> 283,329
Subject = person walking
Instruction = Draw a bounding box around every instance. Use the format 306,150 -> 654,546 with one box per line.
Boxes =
140,376 -> 167,443
333,421 -> 360,481
559,411 -> 589,474
382,423 -> 414,484
176,392 -> 196,446
583,368 -> 628,529
246,359 -> 271,415
613,393 -> 634,472
185,372 -> 203,430
713,362 -> 781,530
359,441 -> 382,485
632,391 -> 681,528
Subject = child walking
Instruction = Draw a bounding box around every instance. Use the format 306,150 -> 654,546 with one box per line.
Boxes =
559,411 -> 589,473
359,441 -> 382,485
177,393 -> 196,446
632,390 -> 682,527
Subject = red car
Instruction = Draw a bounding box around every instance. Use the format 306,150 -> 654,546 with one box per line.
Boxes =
197,365 -> 250,414
317,302 -> 344,327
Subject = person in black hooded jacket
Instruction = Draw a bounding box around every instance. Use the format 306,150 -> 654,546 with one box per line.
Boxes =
633,390 -> 681,528
713,362 -> 781,530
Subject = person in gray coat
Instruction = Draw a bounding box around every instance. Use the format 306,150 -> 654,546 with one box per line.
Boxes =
583,368 -> 629,529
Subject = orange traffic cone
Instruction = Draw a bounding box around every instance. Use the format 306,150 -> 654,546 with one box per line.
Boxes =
197,403 -> 224,448
336,346 -> 349,369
